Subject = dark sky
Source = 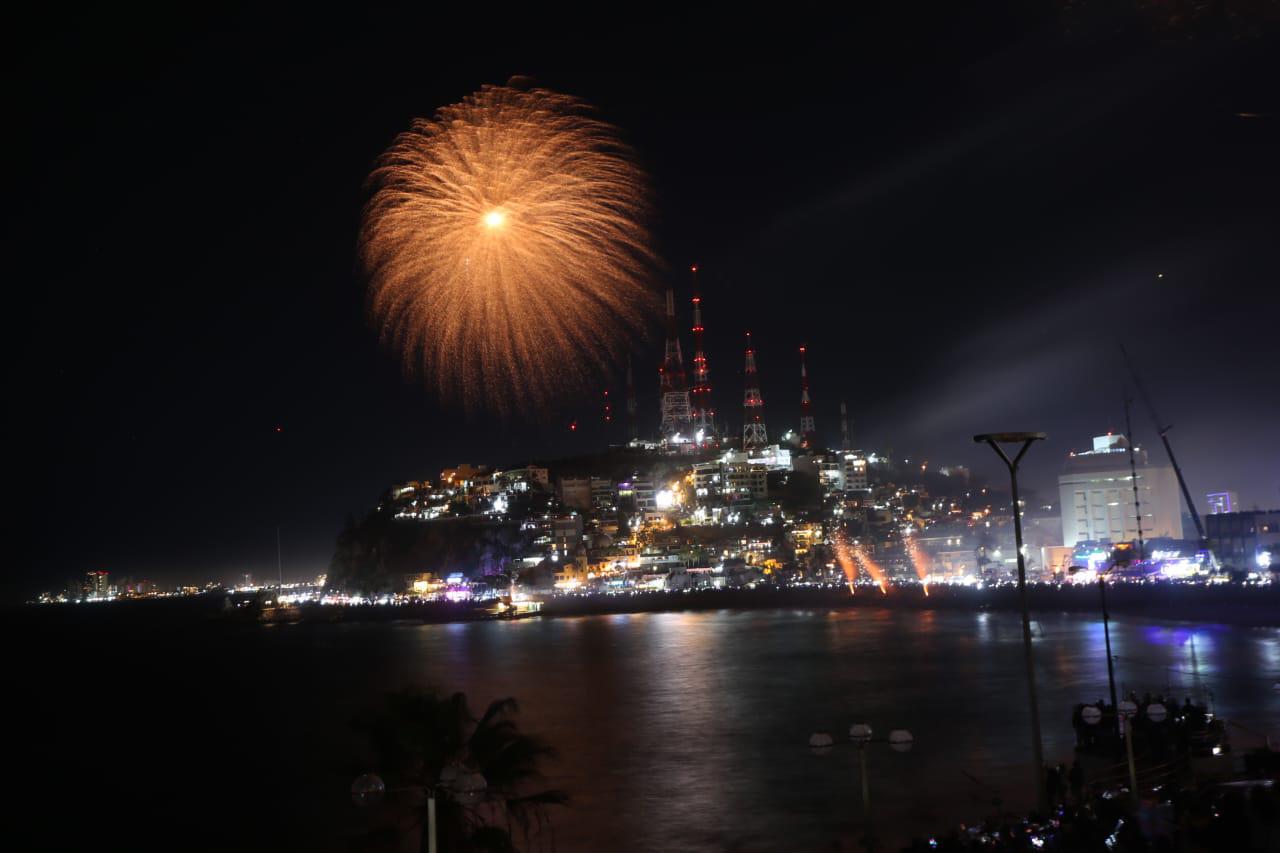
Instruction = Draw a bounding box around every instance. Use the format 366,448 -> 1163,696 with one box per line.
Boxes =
8,4 -> 1279,599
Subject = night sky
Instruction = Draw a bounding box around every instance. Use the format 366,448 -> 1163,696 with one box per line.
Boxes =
9,5 -> 1279,599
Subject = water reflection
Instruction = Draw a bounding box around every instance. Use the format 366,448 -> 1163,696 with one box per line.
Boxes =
228,609 -> 1280,849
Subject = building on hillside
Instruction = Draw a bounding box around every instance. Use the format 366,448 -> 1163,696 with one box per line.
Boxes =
590,477 -> 616,509
493,467 -> 549,492
842,453 -> 869,492
558,477 -> 591,511
693,446 -> 793,507
440,464 -> 488,488
795,452 -> 867,496
620,475 -> 656,511
551,514 -> 585,559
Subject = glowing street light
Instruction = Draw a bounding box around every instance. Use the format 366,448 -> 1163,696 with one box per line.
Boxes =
809,721 -> 913,847
352,765 -> 487,853
974,431 -> 1047,814
1081,700 -> 1166,797
350,773 -> 385,807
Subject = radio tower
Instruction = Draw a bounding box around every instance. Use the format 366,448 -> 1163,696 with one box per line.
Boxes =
658,283 -> 692,440
626,355 -> 638,441
742,331 -> 767,450
840,401 -> 851,451
799,345 -> 816,449
689,265 -> 714,444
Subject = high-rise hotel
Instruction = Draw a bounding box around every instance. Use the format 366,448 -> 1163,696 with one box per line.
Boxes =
1058,434 -> 1183,546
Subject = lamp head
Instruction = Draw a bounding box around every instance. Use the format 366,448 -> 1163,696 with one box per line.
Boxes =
972,432 -> 1047,444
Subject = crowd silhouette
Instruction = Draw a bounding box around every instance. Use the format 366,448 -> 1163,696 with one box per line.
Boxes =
901,694 -> 1277,851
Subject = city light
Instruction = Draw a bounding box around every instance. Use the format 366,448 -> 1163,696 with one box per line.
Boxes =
33,437 -> 1273,623
20,24 -> 1280,853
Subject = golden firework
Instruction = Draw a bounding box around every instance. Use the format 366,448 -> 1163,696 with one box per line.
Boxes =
832,533 -> 859,595
851,537 -> 889,594
833,531 -> 889,595
905,536 -> 931,595
361,81 -> 657,412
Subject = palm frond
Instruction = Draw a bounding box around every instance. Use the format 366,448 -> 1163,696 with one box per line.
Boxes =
466,825 -> 518,853
477,696 -> 520,730
352,687 -> 563,851
506,788 -> 570,809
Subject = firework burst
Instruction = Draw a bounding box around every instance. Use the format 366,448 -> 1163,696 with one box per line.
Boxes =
361,81 -> 657,412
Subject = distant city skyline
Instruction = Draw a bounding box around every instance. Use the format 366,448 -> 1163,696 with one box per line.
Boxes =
10,6 -> 1279,598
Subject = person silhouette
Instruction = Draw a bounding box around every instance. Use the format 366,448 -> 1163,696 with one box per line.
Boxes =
1069,759 -> 1084,802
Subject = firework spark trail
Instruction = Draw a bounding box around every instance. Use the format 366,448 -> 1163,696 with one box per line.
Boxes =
850,540 -> 888,595
832,534 -> 858,595
361,81 -> 658,412
906,537 -> 931,596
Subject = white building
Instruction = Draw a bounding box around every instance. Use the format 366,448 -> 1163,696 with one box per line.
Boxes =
795,451 -> 868,495
1057,434 -> 1182,546
693,445 -> 793,506
723,457 -> 769,503
841,453 -> 868,492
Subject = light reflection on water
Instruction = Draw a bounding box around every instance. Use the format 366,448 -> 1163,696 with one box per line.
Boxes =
38,608 -> 1273,850
346,608 -> 1280,851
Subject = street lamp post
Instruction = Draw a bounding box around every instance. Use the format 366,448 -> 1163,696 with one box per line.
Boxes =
850,723 -> 873,822
352,766 -> 487,853
974,432 -> 1048,814
1082,700 -> 1165,797
1117,699 -> 1139,796
1098,569 -> 1120,737
809,722 -> 913,851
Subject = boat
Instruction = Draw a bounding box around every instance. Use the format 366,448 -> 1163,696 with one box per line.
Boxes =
258,603 -> 303,623
487,596 -> 544,619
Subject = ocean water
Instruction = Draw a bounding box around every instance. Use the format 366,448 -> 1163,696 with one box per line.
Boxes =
15,606 -> 1279,851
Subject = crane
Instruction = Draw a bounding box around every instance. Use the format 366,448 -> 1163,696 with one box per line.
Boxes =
1119,344 -> 1215,567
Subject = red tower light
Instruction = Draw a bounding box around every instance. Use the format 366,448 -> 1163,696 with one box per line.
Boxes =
742,331 -> 767,450
799,345 -> 816,449
689,264 -> 714,445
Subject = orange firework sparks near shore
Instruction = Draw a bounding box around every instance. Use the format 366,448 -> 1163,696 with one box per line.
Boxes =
833,535 -> 858,594
856,547 -> 889,595
361,80 -> 658,412
834,532 -> 888,595
848,539 -> 888,594
906,537 -> 931,596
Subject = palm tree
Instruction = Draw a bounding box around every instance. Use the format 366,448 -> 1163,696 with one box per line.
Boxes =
354,689 -> 567,852
477,524 -> 529,593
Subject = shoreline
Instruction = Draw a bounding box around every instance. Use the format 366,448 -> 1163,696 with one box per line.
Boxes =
15,583 -> 1280,629
539,584 -> 1280,628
